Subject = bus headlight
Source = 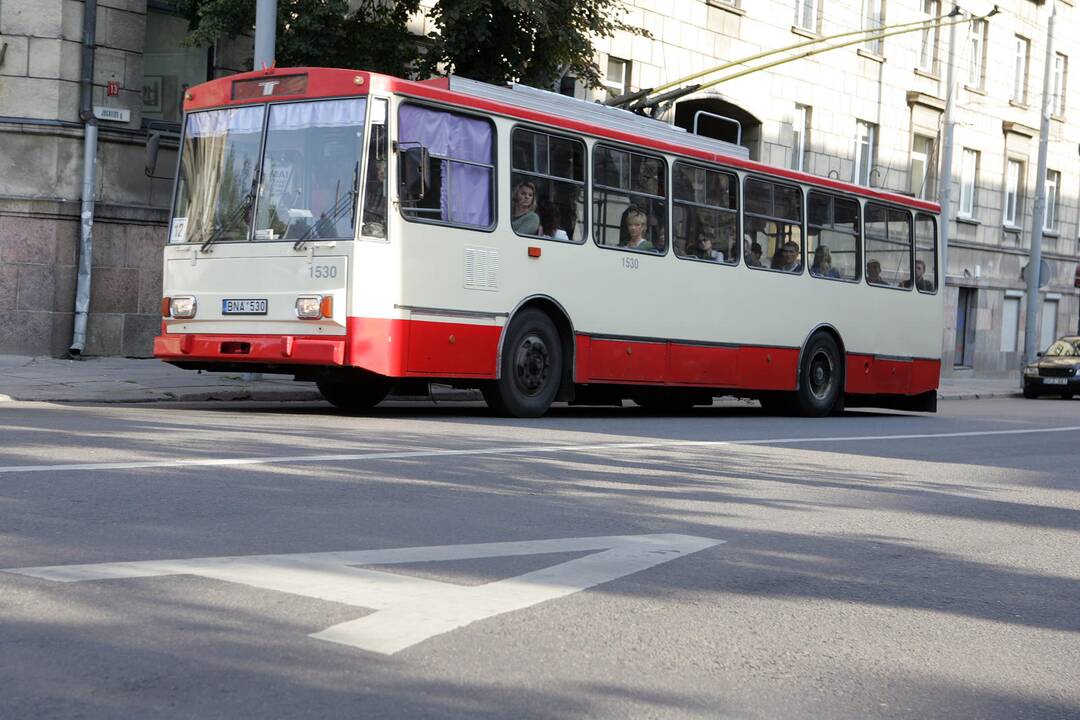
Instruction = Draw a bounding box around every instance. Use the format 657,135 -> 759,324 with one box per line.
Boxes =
295,296 -> 323,319
169,296 -> 197,319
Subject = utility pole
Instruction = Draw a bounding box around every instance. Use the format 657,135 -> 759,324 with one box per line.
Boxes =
938,4 -> 961,283
254,0 -> 277,71
1023,0 -> 1058,364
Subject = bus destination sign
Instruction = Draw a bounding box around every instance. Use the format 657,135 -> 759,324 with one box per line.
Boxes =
232,75 -> 308,101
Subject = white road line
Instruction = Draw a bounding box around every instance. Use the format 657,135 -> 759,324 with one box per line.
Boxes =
3,534 -> 724,655
2,425 -> 1080,475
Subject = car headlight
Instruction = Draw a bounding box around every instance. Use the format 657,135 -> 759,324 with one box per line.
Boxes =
168,296 -> 197,319
1023,366 -> 1039,376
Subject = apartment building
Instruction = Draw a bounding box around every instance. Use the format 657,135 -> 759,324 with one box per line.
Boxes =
1,0 -> 1076,376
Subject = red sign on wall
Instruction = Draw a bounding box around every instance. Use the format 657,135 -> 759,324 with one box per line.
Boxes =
107,80 -> 120,97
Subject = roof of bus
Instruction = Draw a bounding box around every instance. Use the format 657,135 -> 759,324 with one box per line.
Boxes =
184,66 -> 941,215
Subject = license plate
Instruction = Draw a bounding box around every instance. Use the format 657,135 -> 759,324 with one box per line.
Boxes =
222,298 -> 268,315
1043,377 -> 1068,385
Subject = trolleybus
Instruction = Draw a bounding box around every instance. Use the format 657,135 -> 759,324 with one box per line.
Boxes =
154,66 -> 943,417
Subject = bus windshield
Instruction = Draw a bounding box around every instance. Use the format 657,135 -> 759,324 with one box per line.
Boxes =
172,98 -> 367,246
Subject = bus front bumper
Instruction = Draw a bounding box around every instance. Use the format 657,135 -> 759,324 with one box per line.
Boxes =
154,333 -> 346,366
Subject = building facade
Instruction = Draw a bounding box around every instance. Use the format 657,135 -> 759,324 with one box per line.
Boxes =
1,0 -> 1076,377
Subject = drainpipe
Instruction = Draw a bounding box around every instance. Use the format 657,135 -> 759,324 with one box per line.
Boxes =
70,0 -> 98,356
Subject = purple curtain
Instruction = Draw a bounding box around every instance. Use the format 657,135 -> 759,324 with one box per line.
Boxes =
399,105 -> 493,226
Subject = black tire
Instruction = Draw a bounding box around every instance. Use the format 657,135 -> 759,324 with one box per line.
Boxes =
795,333 -> 842,417
482,309 -> 562,417
317,378 -> 389,411
1022,387 -> 1039,399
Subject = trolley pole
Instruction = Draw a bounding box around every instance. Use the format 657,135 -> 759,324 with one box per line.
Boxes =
1023,0 -> 1057,364
254,0 -> 277,71
937,4 -> 961,283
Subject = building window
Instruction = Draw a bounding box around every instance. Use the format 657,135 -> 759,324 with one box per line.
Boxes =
603,57 -> 630,99
919,0 -> 941,74
791,104 -> 810,172
794,0 -> 819,32
1003,159 -> 1023,227
143,8 -> 211,125
910,134 -> 935,200
862,0 -> 884,55
854,120 -> 877,186
1044,169 -> 1060,231
1013,35 -> 1030,104
966,19 -> 988,89
1052,53 -> 1068,116
959,148 -> 978,217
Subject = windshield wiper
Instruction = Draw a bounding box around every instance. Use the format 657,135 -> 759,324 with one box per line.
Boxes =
293,163 -> 360,251
200,190 -> 256,253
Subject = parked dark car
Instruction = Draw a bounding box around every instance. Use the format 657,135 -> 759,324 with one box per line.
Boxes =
1022,336 -> 1080,398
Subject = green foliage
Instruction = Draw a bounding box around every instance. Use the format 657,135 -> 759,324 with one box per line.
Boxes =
174,0 -> 644,90
422,0 -> 646,89
175,0 -> 421,74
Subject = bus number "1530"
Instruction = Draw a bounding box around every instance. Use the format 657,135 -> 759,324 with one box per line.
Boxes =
621,257 -> 639,270
310,265 -> 338,279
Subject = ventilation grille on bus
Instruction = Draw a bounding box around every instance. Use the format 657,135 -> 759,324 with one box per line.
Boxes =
464,246 -> 500,291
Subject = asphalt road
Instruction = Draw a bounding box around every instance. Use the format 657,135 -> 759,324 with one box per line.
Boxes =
1,397 -> 1078,719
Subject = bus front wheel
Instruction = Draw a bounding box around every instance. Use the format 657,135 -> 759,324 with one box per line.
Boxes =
796,333 -> 841,417
317,378 -> 389,411
483,309 -> 563,418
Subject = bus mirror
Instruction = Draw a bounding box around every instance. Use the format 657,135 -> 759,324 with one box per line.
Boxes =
145,132 -> 161,177
399,146 -> 428,202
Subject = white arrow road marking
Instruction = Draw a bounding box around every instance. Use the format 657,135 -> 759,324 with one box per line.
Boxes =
3,534 -> 723,655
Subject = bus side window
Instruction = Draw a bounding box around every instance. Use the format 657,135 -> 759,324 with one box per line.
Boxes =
592,145 -> 667,254
673,162 -> 738,264
362,98 -> 389,239
864,202 -> 912,288
397,104 -> 495,228
914,213 -> 938,293
510,128 -> 586,242
744,178 -> 803,272
807,192 -> 859,281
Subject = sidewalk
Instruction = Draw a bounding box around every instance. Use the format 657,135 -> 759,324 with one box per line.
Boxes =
0,355 -> 1022,405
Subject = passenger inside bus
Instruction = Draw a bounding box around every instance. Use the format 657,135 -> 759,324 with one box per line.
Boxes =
620,208 -> 655,251
537,202 -> 570,241
510,180 -> 541,235
901,259 -> 934,291
686,225 -> 724,261
771,240 -> 802,272
810,245 -> 841,278
745,239 -> 764,267
866,259 -> 887,285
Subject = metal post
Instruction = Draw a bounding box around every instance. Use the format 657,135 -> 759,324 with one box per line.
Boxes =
254,0 -> 277,71
69,0 -> 98,356
937,4 -> 961,284
1023,0 -> 1057,364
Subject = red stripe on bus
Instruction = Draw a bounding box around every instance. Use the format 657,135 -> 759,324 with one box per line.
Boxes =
154,333 -> 346,365
346,317 -> 500,378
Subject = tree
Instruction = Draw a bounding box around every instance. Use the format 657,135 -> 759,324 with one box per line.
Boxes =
422,0 -> 647,90
175,0 -> 421,75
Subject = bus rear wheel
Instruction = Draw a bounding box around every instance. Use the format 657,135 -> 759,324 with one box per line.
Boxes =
317,378 -> 390,411
483,309 -> 562,418
795,333 -> 842,417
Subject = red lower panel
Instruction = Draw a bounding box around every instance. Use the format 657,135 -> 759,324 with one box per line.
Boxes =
872,358 -> 913,394
154,333 -> 345,365
736,346 -> 800,391
668,344 -> 738,386
589,339 -> 667,383
910,358 -> 941,394
845,354 -> 876,394
345,317 -> 499,378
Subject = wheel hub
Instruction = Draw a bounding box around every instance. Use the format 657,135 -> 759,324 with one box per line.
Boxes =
808,350 -> 834,400
514,334 -> 550,395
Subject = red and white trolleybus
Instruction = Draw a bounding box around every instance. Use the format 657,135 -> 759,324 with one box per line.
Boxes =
155,66 -> 943,417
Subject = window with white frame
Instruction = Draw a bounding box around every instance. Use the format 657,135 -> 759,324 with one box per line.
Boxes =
862,0 -> 884,55
1012,36 -> 1030,104
1003,159 -> 1023,227
791,104 -> 810,172
967,19 -> 987,89
854,120 -> 877,186
1044,169 -> 1060,231
919,0 -> 941,74
603,57 -> 630,99
910,134 -> 935,199
794,0 -> 819,32
1053,54 -> 1068,116
959,148 -> 978,217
